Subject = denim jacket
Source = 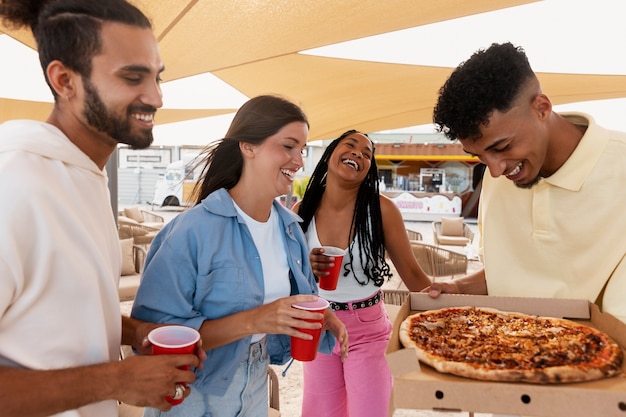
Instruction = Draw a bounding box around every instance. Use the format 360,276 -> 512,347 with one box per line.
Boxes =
131,188 -> 334,395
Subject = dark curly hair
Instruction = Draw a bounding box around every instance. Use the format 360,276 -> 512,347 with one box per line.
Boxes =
0,0 -> 151,99
297,130 -> 392,287
433,42 -> 536,141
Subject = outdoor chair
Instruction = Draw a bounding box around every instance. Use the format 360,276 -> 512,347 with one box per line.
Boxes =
385,229 -> 424,262
432,217 -> 474,246
411,241 -> 468,279
118,238 -> 146,301
383,289 -> 410,306
118,217 -> 160,247
122,206 -> 165,230
406,229 -> 423,242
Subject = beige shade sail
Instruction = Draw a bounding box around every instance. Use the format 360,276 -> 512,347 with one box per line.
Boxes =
7,0 -> 626,142
1,0 -> 535,78
0,98 -> 51,123
136,0 -> 537,81
0,97 -> 236,125
213,54 -> 626,141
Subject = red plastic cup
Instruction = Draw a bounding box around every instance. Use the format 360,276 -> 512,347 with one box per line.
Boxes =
290,297 -> 330,361
148,325 -> 200,405
318,246 -> 346,290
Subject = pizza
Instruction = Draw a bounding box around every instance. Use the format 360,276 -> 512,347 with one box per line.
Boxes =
399,306 -> 623,384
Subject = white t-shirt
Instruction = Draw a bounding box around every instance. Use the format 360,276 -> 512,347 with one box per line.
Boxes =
235,204 -> 291,342
305,217 -> 379,302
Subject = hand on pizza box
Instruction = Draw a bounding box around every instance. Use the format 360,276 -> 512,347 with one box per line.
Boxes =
422,281 -> 461,298
423,268 -> 487,298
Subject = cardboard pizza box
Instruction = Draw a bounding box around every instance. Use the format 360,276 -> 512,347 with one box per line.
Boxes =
385,293 -> 626,417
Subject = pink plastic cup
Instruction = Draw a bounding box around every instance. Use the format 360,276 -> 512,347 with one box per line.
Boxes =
290,297 -> 330,361
318,246 -> 346,290
148,325 -> 200,405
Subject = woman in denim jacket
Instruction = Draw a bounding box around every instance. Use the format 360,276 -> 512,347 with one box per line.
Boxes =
132,95 -> 348,417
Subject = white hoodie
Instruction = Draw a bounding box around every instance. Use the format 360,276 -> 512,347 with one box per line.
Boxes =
0,120 -> 121,417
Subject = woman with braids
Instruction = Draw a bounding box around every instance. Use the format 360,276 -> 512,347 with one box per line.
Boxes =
132,95 -> 347,417
294,130 -> 431,417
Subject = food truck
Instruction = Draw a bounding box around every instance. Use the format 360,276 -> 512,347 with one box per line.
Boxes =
152,156 -> 201,207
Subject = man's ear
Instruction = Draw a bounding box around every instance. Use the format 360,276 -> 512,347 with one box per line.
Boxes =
46,60 -> 76,101
533,93 -> 552,120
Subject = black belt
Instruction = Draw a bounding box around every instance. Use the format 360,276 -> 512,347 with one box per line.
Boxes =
329,291 -> 383,311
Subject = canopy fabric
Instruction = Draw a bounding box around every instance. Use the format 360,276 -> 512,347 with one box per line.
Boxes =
136,0 -> 535,81
0,97 -> 51,123
213,54 -> 626,141
0,97 -> 236,125
7,0 -> 626,142
2,0 -> 534,77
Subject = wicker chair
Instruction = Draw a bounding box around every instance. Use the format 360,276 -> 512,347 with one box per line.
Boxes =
383,289 -> 410,306
118,217 -> 160,247
411,241 -> 468,279
121,206 -> 165,230
118,241 -> 146,301
386,228 -> 423,262
406,229 -> 423,242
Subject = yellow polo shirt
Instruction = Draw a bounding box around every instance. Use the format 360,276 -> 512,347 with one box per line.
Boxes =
478,112 -> 626,323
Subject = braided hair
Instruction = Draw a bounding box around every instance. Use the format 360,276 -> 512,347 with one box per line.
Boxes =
298,130 -> 392,287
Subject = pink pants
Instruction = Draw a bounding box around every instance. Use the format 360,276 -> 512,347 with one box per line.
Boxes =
301,297 -> 393,417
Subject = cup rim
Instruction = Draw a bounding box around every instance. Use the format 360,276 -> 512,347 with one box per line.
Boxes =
322,246 -> 346,257
291,296 -> 330,311
148,325 -> 200,348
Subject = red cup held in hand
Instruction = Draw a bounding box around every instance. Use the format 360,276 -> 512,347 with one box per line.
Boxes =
148,325 -> 200,405
318,246 -> 346,291
290,296 -> 330,361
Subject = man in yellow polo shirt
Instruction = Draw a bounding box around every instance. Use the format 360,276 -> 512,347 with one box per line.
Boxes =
428,42 -> 626,325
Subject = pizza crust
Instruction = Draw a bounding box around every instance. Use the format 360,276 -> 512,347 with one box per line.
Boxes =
399,306 -> 623,384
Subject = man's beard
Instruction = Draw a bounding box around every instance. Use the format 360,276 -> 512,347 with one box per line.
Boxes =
82,78 -> 154,150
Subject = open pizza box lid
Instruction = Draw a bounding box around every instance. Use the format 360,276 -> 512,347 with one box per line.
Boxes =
385,293 -> 626,417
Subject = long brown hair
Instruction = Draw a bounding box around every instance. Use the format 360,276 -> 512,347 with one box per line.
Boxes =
192,95 -> 309,204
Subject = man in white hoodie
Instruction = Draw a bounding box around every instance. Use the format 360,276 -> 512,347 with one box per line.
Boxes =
0,1 -> 203,416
